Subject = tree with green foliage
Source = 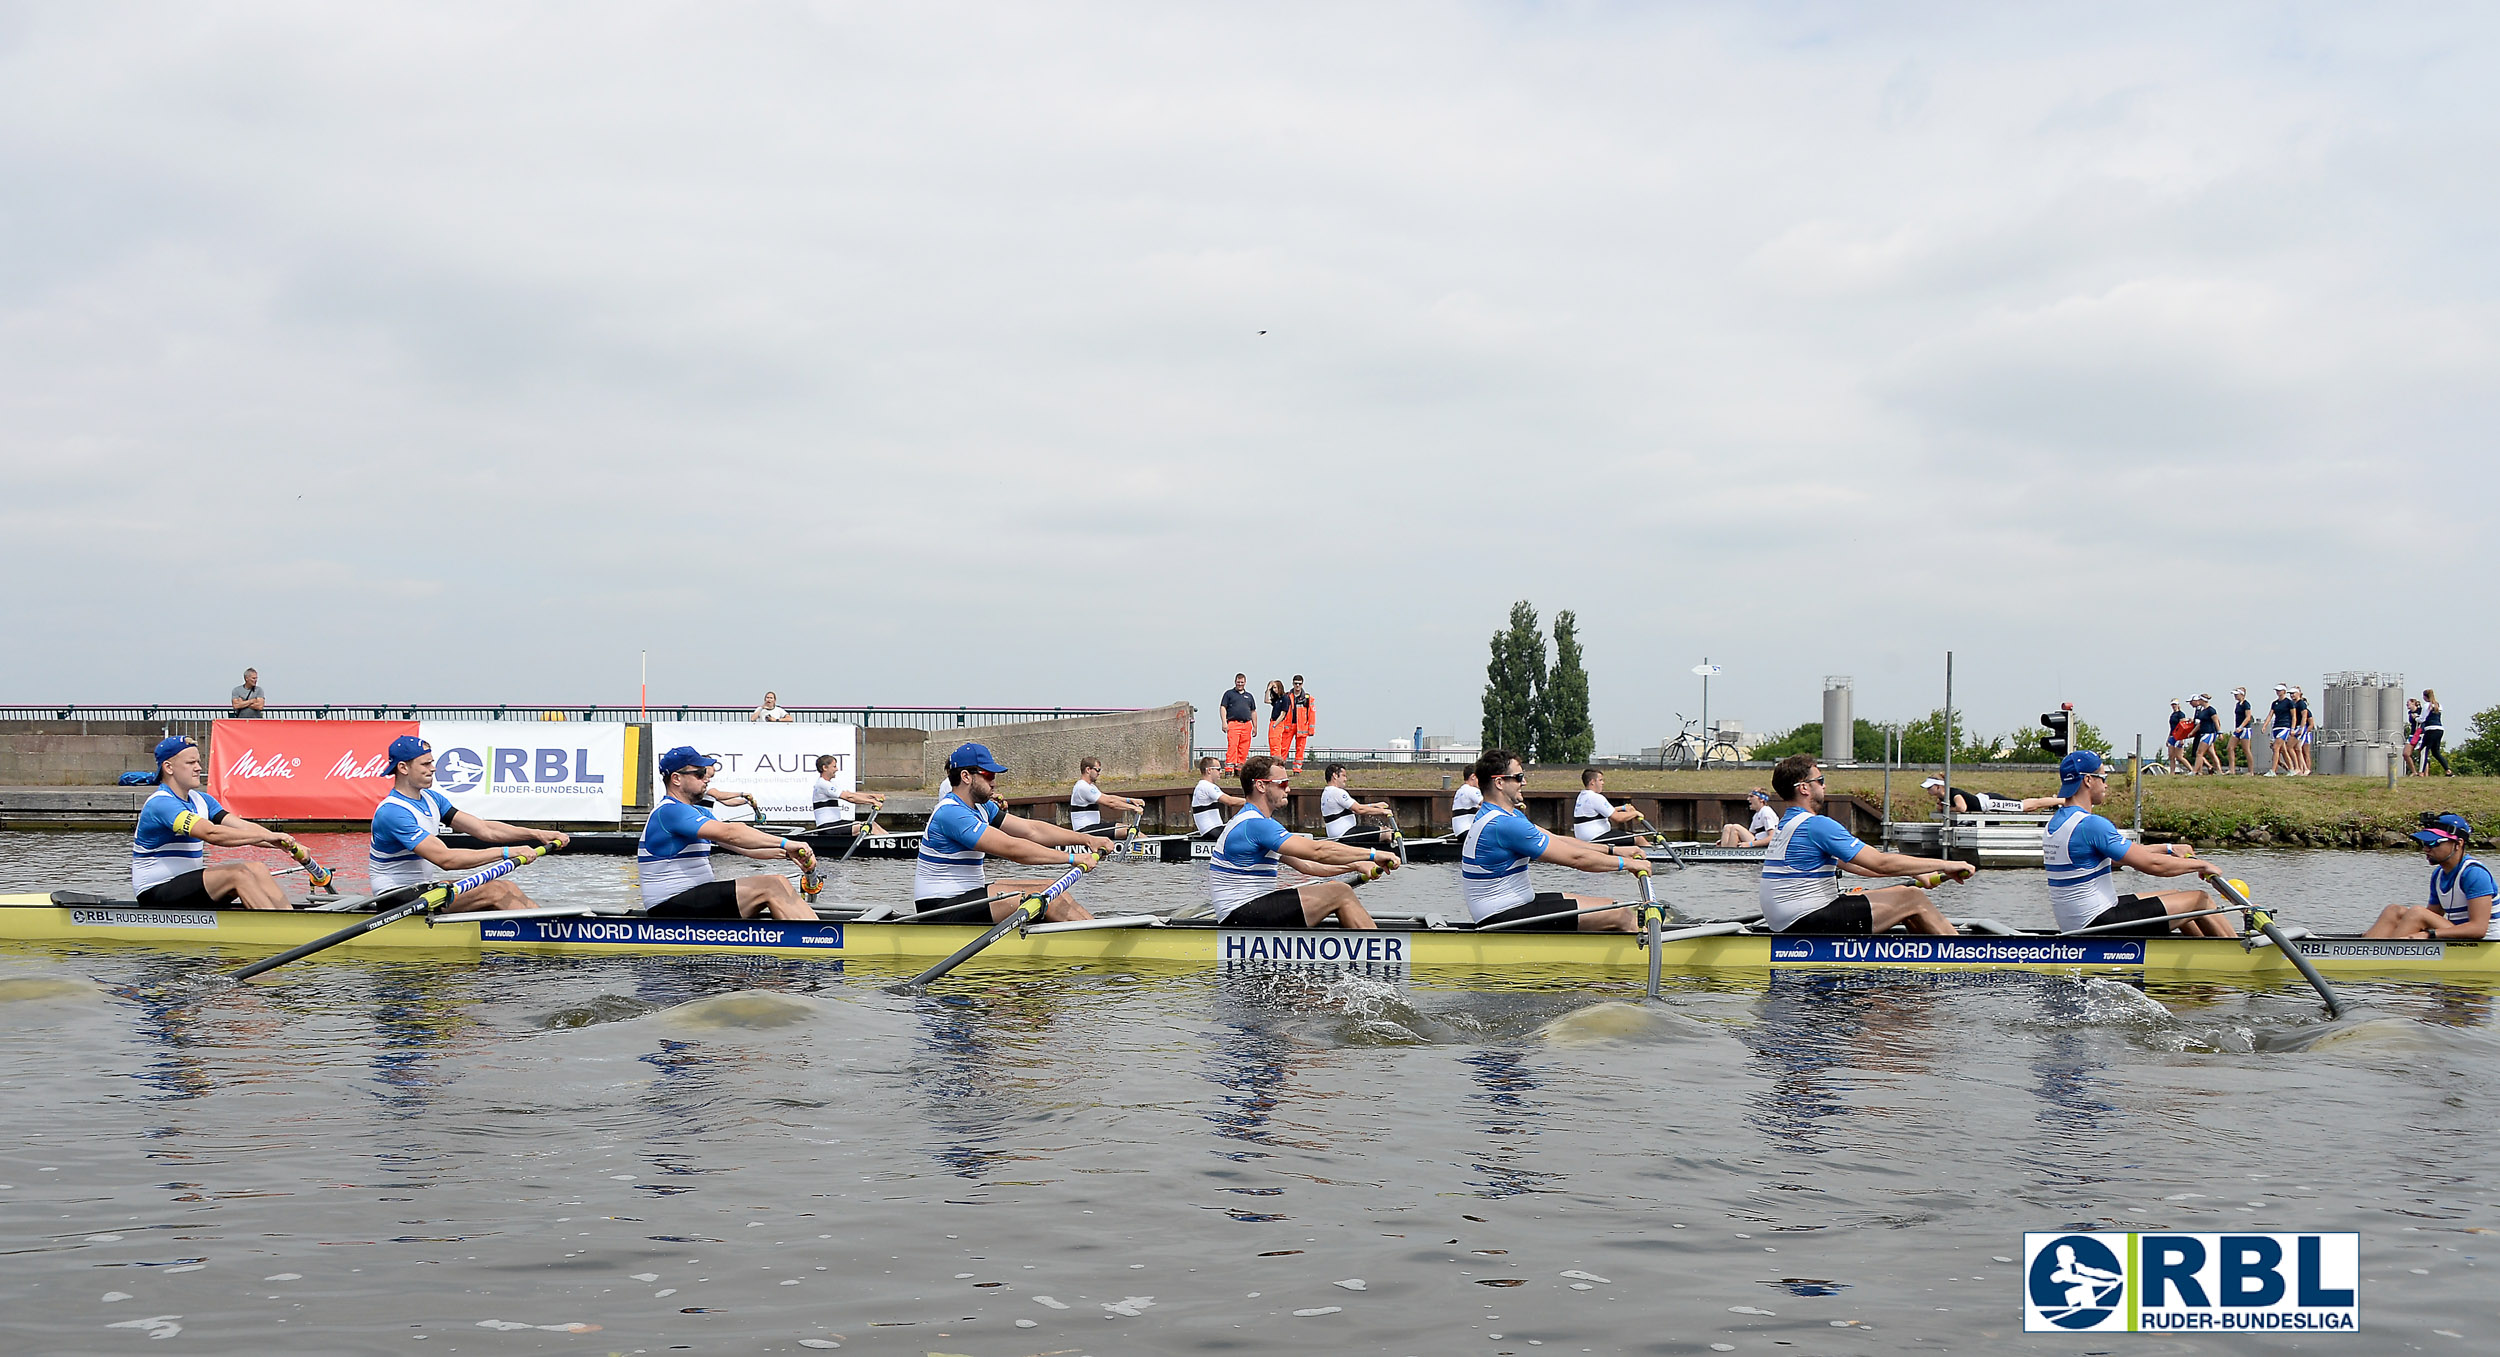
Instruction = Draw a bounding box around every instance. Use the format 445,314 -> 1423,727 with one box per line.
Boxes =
1540,611 -> 1594,762
1750,718 -> 1892,764
1481,600 -> 1546,756
2453,704 -> 2500,776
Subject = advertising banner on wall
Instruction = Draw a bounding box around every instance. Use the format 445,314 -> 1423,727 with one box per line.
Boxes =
648,722 -> 857,823
208,720 -> 627,823
419,723 -> 626,824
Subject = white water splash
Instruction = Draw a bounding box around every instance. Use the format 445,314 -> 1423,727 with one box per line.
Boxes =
1103,1295 -> 1155,1317
106,1316 -> 181,1341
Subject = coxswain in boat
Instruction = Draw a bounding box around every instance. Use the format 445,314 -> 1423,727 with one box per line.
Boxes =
2362,813 -> 2497,939
1449,768 -> 1483,837
1459,750 -> 1645,932
2043,751 -> 2237,937
1319,763 -> 1396,848
1208,754 -> 1389,928
1192,756 -> 1245,838
1921,778 -> 2059,814
1717,788 -> 1778,847
810,753 -> 886,848
1762,755 -> 1969,935
369,736 -> 565,911
915,742 -> 1109,923
1069,757 -> 1147,833
638,747 -> 819,920
128,735 -> 301,910
1572,768 -> 1644,841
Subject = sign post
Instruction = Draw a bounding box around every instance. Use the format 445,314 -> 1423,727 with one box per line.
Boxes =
1691,661 -> 1723,765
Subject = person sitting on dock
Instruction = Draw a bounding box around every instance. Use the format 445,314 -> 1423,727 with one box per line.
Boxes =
1921,778 -> 2059,815
809,753 -> 885,847
369,736 -> 566,911
1718,788 -> 1778,847
2362,813 -> 2496,939
129,735 -> 302,910
914,742 -> 1110,923
1192,756 -> 1245,838
1762,755 -> 1969,935
2043,751 -> 2237,937
1572,768 -> 1645,841
1069,756 -> 1147,833
1459,750 -> 1645,932
639,746 -> 820,921
1450,768 -> 1483,838
1319,763 -> 1396,847
1208,754 -> 1389,929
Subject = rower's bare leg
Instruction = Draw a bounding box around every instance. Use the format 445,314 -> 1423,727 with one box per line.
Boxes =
1717,824 -> 1749,847
437,878 -> 536,914
1865,884 -> 1957,935
989,877 -> 1093,924
2363,904 -> 2446,939
1565,892 -> 1638,933
1296,881 -> 1376,929
734,873 -> 817,922
2153,889 -> 2235,937
204,862 -> 292,911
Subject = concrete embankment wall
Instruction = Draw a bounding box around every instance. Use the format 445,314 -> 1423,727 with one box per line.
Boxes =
920,704 -> 1195,791
0,720 -> 212,787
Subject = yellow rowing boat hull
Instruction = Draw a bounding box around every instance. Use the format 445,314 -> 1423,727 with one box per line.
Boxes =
3,895 -> 2491,980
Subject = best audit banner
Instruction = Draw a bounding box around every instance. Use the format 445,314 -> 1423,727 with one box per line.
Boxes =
208,720 -> 625,823
647,722 -> 857,823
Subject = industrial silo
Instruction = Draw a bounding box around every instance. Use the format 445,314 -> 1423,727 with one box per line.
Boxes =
1822,677 -> 1853,766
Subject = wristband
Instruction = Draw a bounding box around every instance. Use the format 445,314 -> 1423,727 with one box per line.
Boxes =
778,838 -> 790,850
501,847 -> 511,862
1066,847 -> 1077,865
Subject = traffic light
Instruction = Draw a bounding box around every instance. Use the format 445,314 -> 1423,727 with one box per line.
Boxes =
2040,706 -> 2074,757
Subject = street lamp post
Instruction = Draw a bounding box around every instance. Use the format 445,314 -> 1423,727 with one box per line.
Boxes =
1692,659 -> 1723,765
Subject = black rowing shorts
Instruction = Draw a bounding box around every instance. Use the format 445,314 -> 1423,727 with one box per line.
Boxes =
134,870 -> 216,908
2082,894 -> 2173,937
915,886 -> 992,915
646,880 -> 744,918
1779,895 -> 1875,935
1219,888 -> 1311,929
1475,891 -> 1583,932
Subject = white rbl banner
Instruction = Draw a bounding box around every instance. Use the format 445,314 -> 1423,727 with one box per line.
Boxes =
647,723 -> 858,824
418,722 -> 627,823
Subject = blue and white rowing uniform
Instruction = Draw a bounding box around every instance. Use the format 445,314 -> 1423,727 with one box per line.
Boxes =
1069,779 -> 1104,832
1459,803 -> 1550,923
2043,806 -> 2136,932
1208,805 -> 1293,920
369,787 -> 457,893
1450,782 -> 1483,836
1192,779 -> 1228,836
1758,807 -> 1865,931
2429,855 -> 2500,939
131,786 -> 222,894
914,792 -> 1003,900
638,795 -> 718,907
1320,785 -> 1359,839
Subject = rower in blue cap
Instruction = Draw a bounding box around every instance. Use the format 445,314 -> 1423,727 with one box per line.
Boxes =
128,735 -> 303,910
2043,750 -> 2238,937
368,735 -> 569,910
2362,813 -> 2495,940
637,746 -> 820,920
914,742 -> 1117,923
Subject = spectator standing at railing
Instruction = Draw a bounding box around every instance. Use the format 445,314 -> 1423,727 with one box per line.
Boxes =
751,691 -> 793,722
229,668 -> 265,718
1219,674 -> 1258,771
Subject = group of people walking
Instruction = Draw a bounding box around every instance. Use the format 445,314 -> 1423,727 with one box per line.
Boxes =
2157,685 -> 2453,777
1218,673 -> 1315,771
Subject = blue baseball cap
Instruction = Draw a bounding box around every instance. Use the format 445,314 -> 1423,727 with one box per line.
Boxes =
385,735 -> 431,772
947,742 -> 1007,774
2413,813 -> 2473,848
658,746 -> 719,777
153,735 -> 196,768
2058,750 -> 2106,795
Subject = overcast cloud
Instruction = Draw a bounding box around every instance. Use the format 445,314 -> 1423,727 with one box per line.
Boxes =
2,2 -> 2492,753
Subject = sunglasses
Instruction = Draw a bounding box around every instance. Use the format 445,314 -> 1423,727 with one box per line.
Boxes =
1495,773 -> 1527,783
1800,775 -> 1826,786
1255,777 -> 1293,788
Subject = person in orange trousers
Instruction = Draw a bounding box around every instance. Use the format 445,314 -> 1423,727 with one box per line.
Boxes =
1265,680 -> 1291,760
1284,675 -> 1315,769
1220,673 -> 1258,770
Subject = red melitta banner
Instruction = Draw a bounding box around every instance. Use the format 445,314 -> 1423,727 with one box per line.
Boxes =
208,719 -> 416,821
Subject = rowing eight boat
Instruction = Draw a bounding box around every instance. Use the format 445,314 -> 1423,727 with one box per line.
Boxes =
2,892 -> 2484,980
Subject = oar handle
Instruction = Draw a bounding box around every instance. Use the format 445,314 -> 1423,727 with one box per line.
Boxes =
235,855 -> 526,980
285,841 -> 338,894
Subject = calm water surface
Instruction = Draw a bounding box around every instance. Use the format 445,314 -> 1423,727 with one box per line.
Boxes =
2,831 -> 2493,1354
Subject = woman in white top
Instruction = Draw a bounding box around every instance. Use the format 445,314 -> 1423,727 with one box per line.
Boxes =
751,690 -> 793,722
1717,789 -> 1779,847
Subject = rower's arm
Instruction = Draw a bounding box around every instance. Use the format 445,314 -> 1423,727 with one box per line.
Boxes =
2428,894 -> 2495,940
412,835 -> 520,872
1536,834 -> 1645,874
190,813 -> 297,853
2019,797 -> 2062,812
1610,803 -> 1643,825
995,813 -> 1115,850
975,822 -> 1098,865
697,819 -> 813,864
842,790 -> 886,809
1279,835 -> 1396,876
1357,800 -> 1393,819
1837,845 -> 1972,881
2116,844 -> 2219,880
442,810 -> 565,849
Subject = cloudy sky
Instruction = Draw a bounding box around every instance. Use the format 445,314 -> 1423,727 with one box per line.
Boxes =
3,3 -> 2491,753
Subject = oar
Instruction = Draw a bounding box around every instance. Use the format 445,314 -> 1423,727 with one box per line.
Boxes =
889,858 -> 1093,992
2209,874 -> 2343,1018
234,852 -> 536,980
1636,864 -> 1665,1001
284,841 -> 338,895
2062,902 -> 2241,937
839,801 -> 885,862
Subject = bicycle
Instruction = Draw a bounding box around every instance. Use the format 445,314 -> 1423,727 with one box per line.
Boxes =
1658,713 -> 1743,770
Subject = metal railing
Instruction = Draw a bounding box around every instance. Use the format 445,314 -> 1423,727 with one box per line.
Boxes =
2,704 -> 1136,729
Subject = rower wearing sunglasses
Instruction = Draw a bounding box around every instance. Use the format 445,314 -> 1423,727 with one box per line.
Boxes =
914,742 -> 1114,923
1457,750 -> 1646,932
2043,751 -> 2237,937
1207,754 -> 1391,928
1761,754 -> 1968,935
638,746 -> 820,920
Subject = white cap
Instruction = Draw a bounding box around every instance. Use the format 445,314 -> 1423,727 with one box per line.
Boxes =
1920,777 -> 1944,789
